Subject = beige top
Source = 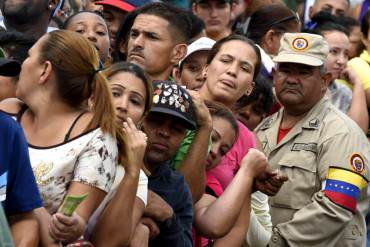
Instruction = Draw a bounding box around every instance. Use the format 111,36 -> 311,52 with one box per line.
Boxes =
255,97 -> 370,247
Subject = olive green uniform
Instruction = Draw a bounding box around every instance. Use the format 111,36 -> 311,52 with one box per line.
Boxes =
256,97 -> 370,247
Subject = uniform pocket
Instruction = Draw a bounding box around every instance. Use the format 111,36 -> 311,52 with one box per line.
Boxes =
270,151 -> 318,209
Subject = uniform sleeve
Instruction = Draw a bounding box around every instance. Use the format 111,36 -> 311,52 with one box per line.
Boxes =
269,132 -> 370,247
5,124 -> 42,215
72,132 -> 117,193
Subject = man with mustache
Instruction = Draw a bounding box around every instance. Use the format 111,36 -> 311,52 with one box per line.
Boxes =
126,2 -> 190,83
256,32 -> 370,246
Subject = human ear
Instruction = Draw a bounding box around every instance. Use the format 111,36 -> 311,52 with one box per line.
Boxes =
39,61 -> 53,85
170,43 -> 187,65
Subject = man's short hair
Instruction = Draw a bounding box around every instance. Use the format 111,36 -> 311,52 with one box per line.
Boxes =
136,2 -> 192,44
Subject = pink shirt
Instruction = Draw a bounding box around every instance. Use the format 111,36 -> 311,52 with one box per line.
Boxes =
207,121 -> 256,189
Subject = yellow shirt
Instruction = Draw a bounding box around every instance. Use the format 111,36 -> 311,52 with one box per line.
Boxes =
342,50 -> 370,90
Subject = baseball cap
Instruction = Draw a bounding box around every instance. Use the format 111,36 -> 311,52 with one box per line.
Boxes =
125,0 -> 156,7
179,37 -> 215,68
151,80 -> 196,130
95,0 -> 135,12
0,58 -> 21,77
273,33 -> 329,66
194,0 -> 231,3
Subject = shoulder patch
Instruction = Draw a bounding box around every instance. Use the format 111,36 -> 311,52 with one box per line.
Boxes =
349,153 -> 365,174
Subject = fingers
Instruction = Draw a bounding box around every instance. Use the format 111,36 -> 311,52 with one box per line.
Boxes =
49,214 -> 78,241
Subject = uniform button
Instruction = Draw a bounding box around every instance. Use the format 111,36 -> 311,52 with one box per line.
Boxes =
272,235 -> 279,242
352,230 -> 357,236
317,192 -> 323,199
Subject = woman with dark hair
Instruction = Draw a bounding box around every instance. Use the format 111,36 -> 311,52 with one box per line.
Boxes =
247,3 -> 300,80
88,62 -> 153,247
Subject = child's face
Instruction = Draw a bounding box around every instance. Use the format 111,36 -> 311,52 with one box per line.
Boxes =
235,100 -> 265,130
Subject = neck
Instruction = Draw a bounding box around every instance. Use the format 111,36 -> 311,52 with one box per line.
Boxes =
148,66 -> 174,82
207,29 -> 231,41
4,15 -> 49,40
199,84 -> 233,108
24,92 -> 81,129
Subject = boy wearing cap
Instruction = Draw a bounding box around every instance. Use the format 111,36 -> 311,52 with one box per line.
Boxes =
140,80 -> 194,247
255,33 -> 370,246
0,58 -> 42,246
192,0 -> 234,41
95,0 -> 135,49
173,37 -> 215,90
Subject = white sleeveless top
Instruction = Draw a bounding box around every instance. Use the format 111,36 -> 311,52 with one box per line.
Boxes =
29,128 -> 118,214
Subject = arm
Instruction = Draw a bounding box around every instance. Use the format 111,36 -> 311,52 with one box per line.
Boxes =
92,118 -> 147,247
194,149 -> 267,238
212,199 -> 251,247
176,91 -> 212,203
343,67 -> 369,133
269,133 -> 370,246
9,212 -> 39,247
150,185 -> 193,247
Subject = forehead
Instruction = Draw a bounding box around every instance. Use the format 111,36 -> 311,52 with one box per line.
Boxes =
68,12 -> 107,27
324,31 -> 349,47
132,14 -> 170,35
217,40 -> 257,63
315,0 -> 349,10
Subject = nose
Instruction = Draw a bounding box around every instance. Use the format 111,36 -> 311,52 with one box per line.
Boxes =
87,30 -> 97,43
132,33 -> 144,49
209,143 -> 219,160
337,53 -> 347,66
157,125 -> 170,138
226,61 -> 238,78
116,95 -> 129,113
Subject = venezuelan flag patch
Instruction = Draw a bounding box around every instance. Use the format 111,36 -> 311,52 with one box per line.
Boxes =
323,166 -> 368,213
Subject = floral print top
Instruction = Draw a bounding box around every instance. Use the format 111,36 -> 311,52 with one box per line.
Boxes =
28,128 -> 118,214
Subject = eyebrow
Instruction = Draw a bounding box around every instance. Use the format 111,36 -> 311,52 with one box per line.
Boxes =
111,83 -> 145,98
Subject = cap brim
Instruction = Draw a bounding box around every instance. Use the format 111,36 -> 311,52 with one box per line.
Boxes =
0,59 -> 21,77
273,53 -> 323,66
180,48 -> 211,67
150,107 -> 196,130
95,0 -> 135,12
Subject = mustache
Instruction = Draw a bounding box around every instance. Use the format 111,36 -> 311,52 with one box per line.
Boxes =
280,81 -> 302,92
129,47 -> 144,56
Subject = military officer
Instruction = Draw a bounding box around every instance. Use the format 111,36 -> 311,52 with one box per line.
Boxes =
256,32 -> 370,247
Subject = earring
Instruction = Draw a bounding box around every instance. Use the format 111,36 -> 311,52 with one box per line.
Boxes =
48,4 -> 53,9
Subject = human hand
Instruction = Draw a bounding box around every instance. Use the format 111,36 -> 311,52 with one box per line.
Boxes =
129,222 -> 150,247
240,148 -> 268,178
144,190 -> 173,222
123,117 -> 148,175
188,90 -> 212,129
254,169 -> 288,196
341,66 -> 361,86
49,212 -> 85,243
140,218 -> 160,240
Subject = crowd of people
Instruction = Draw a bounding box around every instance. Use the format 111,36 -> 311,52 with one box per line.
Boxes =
0,0 -> 369,246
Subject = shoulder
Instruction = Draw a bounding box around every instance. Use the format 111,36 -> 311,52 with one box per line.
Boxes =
0,98 -> 24,115
321,103 -> 361,137
255,112 -> 279,133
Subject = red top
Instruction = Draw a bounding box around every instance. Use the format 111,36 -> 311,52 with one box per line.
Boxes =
277,127 -> 292,144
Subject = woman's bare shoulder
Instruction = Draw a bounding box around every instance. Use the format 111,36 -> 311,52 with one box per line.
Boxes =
0,98 -> 24,114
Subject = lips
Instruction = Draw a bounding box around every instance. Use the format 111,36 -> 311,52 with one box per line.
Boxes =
116,115 -> 126,124
129,52 -> 144,60
219,79 -> 235,89
150,142 -> 169,152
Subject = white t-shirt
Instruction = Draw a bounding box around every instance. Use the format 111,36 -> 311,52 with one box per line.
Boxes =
85,166 -> 148,239
29,128 -> 118,214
